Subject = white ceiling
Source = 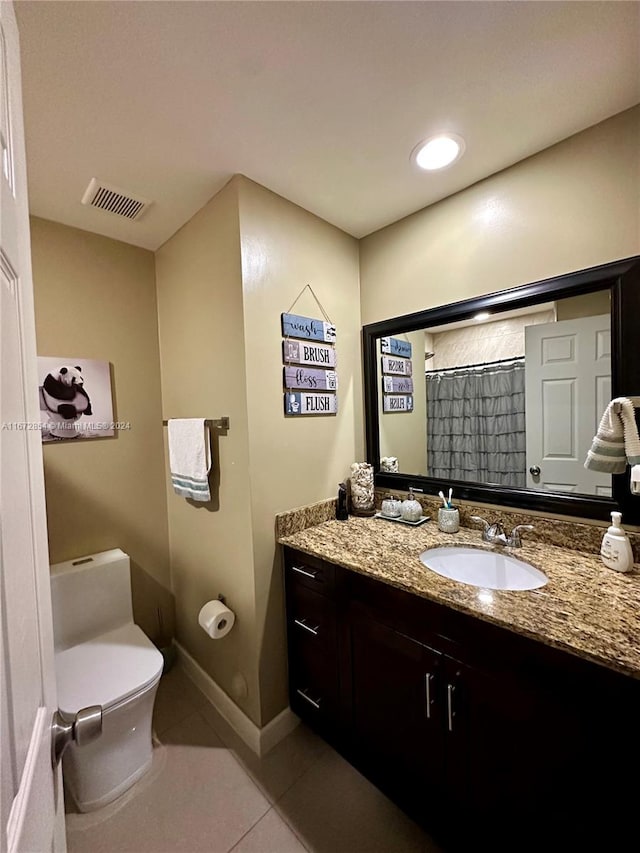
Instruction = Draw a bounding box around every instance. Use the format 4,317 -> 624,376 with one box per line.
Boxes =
15,1 -> 640,251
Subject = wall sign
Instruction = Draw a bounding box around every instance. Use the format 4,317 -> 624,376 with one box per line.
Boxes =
285,392 -> 339,416
284,366 -> 338,391
382,375 -> 414,394
381,356 -> 412,376
383,395 -> 414,413
381,337 -> 412,358
282,312 -> 336,343
283,339 -> 337,368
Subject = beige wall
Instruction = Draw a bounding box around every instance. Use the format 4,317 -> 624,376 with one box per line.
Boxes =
556,290 -> 611,321
360,106 -> 639,525
30,217 -> 173,645
237,176 -> 362,722
154,179 -> 262,721
155,177 -> 362,725
360,106 -> 640,325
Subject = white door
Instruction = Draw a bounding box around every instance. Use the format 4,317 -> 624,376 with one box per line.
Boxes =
1,3 -> 66,851
525,314 -> 611,496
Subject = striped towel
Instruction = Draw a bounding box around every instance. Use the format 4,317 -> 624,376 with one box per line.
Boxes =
168,419 -> 211,501
585,398 -> 640,473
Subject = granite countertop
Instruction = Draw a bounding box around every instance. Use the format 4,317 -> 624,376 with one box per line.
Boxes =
279,516 -> 640,679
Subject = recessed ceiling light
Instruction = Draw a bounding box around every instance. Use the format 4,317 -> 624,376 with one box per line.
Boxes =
474,312 -> 490,322
412,133 -> 465,171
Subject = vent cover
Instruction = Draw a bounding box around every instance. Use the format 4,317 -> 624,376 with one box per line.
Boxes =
81,178 -> 152,221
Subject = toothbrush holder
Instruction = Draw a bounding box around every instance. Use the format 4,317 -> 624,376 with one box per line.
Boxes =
438,507 -> 460,533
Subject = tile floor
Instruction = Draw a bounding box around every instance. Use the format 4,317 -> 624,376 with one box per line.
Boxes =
65,666 -> 440,853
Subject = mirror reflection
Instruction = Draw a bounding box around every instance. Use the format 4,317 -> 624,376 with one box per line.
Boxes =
377,289 -> 611,497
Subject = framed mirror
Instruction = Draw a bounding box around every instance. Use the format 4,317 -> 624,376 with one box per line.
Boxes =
363,257 -> 640,521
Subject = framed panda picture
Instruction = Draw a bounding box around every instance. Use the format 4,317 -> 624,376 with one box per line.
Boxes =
38,357 -> 115,442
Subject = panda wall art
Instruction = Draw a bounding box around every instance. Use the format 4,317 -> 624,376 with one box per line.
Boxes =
38,357 -> 115,442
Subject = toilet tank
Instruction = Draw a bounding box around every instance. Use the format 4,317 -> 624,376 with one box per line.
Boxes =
50,549 -> 134,651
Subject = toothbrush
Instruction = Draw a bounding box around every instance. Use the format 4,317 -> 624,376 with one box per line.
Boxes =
439,491 -> 447,509
448,488 -> 453,508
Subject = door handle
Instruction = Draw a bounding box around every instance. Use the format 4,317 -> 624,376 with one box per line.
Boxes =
447,683 -> 455,732
425,672 -> 434,719
529,465 -> 541,477
296,689 -> 321,710
51,705 -> 103,769
291,565 -> 318,580
294,618 -> 319,636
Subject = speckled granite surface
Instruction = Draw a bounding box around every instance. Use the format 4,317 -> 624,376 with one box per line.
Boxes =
374,488 -> 640,561
279,516 -> 640,679
276,498 -> 337,538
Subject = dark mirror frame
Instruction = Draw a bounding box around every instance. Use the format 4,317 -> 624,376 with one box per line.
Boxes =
363,256 -> 640,522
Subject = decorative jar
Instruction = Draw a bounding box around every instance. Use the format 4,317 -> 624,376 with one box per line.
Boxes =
438,507 -> 460,533
380,495 -> 402,518
401,488 -> 423,522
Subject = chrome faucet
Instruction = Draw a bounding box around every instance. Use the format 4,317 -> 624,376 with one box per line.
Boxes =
470,516 -> 534,548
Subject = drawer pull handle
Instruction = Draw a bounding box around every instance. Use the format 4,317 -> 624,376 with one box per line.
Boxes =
291,565 -> 319,580
425,672 -> 433,719
447,683 -> 455,732
294,618 -> 319,636
296,689 -> 321,710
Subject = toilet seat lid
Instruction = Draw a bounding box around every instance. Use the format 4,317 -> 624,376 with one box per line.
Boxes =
55,623 -> 164,715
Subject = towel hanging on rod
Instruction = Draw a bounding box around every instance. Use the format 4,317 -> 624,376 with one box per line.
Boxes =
162,417 -> 230,430
613,397 -> 640,414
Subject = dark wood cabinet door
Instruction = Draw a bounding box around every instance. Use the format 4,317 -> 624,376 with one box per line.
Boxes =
349,606 -> 445,800
442,656 -> 550,834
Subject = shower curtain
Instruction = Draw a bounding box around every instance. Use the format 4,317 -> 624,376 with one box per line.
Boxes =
426,360 -> 526,488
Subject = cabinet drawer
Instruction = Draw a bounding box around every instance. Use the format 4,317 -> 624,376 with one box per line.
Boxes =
289,647 -> 339,727
285,548 -> 335,597
288,583 -> 337,653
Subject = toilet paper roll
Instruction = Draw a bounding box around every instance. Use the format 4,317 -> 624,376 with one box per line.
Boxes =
198,599 -> 235,639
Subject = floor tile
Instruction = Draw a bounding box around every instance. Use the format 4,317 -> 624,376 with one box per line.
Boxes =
198,698 -> 328,803
152,665 -> 208,735
230,808 -> 308,853
276,749 -> 440,853
66,711 -> 269,853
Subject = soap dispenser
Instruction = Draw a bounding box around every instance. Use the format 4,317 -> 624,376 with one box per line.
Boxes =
600,511 -> 634,573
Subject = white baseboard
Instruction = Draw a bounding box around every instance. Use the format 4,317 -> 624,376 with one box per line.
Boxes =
174,642 -> 299,757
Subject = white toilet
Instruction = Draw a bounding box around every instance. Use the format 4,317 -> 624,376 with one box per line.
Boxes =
50,548 -> 164,813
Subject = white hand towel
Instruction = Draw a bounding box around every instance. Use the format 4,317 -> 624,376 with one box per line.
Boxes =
619,398 -> 640,465
168,419 -> 211,502
584,399 -> 626,473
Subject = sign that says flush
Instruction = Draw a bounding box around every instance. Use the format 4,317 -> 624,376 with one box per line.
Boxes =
383,395 -> 414,413
284,392 -> 338,416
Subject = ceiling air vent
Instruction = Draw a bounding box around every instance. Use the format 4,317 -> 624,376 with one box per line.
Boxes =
81,178 -> 152,221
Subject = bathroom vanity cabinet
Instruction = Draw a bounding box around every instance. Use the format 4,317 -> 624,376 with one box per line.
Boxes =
284,546 -> 640,850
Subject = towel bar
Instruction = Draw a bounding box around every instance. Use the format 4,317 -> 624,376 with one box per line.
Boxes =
613,398 -> 640,414
163,417 -> 230,430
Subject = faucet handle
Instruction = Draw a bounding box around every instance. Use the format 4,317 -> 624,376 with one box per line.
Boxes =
509,524 -> 534,547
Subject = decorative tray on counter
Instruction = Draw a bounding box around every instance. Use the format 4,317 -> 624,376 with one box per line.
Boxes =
374,512 -> 430,527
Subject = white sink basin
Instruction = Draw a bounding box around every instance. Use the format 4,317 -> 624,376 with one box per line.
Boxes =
419,546 -> 548,591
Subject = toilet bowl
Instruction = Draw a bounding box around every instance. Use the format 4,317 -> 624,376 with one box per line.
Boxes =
50,549 -> 164,813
